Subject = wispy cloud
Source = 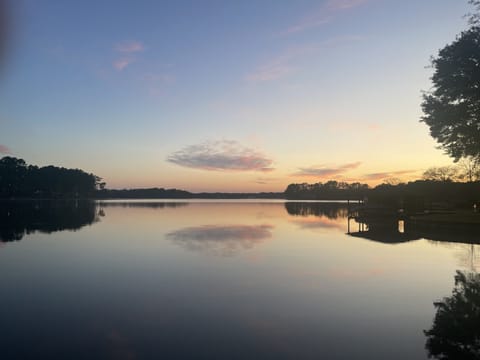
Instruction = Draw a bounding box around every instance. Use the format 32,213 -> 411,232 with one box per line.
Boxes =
360,170 -> 417,182
115,40 -> 145,53
167,140 -> 274,172
112,40 -> 145,71
247,36 -> 363,83
113,58 -> 135,71
255,177 -> 281,185
293,162 -> 361,178
246,43 -> 319,83
282,0 -> 371,35
327,0 -> 370,10
167,224 -> 273,257
0,144 -> 10,154
283,16 -> 332,35
246,64 -> 294,82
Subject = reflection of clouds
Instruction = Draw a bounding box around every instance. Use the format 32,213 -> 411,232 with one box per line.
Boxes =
291,217 -> 345,232
167,224 -> 273,257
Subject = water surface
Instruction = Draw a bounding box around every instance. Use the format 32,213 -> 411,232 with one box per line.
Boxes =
0,200 -> 478,359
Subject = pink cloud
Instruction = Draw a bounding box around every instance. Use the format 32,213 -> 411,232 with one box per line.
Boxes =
360,170 -> 418,182
113,58 -> 134,71
282,0 -> 371,35
283,16 -> 331,35
246,43 -> 319,83
115,40 -> 144,53
0,144 -> 10,154
293,162 -> 362,178
167,140 -> 275,172
327,0 -> 370,10
247,64 -> 294,82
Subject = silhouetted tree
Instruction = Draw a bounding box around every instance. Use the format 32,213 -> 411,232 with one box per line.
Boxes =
284,181 -> 369,200
0,156 -> 102,198
459,157 -> 480,182
421,1 -> 480,162
425,270 -> 480,360
422,166 -> 460,182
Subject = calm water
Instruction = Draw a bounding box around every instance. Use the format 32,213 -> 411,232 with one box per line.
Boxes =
0,200 -> 478,359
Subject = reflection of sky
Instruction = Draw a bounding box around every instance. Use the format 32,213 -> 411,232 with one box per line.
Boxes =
0,201 -> 474,359
290,217 -> 346,232
167,224 -> 273,257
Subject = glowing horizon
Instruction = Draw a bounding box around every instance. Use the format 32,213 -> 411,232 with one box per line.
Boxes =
0,0 -> 471,192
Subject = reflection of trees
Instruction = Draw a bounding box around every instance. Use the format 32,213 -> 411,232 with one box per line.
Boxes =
98,201 -> 188,209
0,200 -> 100,242
284,202 -> 349,219
166,224 -> 273,257
425,271 -> 480,360
350,219 -> 480,245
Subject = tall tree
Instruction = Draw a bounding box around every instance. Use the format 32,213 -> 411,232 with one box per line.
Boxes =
421,1 -> 480,161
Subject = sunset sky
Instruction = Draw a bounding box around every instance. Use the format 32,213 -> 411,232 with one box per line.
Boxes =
0,0 -> 473,192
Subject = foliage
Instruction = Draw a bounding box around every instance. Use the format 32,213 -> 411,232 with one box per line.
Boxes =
285,181 -> 369,200
425,270 -> 480,360
421,3 -> 480,161
459,156 -> 480,181
422,166 -> 461,182
0,156 -> 103,198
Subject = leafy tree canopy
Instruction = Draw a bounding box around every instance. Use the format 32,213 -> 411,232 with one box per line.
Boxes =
421,1 -> 480,161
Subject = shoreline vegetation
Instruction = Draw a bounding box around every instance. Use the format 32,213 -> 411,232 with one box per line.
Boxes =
1,156 -> 480,224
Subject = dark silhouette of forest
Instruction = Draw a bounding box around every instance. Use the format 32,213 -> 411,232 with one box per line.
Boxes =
2,156 -> 480,210
285,181 -> 369,200
285,180 -> 480,211
0,157 -> 102,198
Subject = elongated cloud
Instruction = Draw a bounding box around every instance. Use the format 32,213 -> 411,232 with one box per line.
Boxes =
247,64 -> 293,82
327,0 -> 370,10
113,40 -> 144,71
361,170 -> 417,181
283,0 -> 370,35
247,37 -> 362,82
113,58 -> 134,71
246,43 -> 319,83
167,140 -> 274,172
167,224 -> 273,257
293,162 -> 361,178
0,144 -> 10,154
115,40 -> 144,53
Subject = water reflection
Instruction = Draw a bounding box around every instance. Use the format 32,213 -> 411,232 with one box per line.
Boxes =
99,201 -> 188,209
0,200 -> 100,242
284,202 -> 349,219
425,271 -> 480,360
349,217 -> 480,245
167,224 -> 273,257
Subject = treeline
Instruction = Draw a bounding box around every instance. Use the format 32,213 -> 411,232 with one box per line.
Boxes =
285,181 -> 369,200
0,157 -> 102,198
96,188 -> 191,199
284,180 -> 480,210
96,188 -> 283,199
371,180 -> 480,210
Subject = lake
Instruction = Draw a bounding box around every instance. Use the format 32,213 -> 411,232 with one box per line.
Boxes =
0,200 -> 478,359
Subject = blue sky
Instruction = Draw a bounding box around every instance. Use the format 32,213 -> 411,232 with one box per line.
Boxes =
0,0 -> 473,191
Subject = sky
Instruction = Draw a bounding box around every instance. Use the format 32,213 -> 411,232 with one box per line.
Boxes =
0,0 -> 474,192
